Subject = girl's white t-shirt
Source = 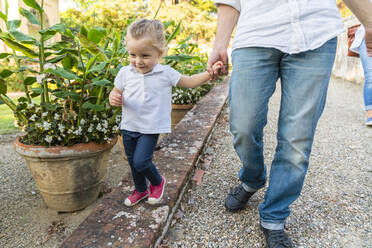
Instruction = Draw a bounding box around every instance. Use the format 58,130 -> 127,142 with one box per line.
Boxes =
114,63 -> 181,134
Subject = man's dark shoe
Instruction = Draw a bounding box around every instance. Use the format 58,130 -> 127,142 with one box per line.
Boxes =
261,226 -> 293,248
224,184 -> 256,211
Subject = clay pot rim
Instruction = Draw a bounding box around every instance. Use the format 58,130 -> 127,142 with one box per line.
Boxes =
172,103 -> 194,110
14,136 -> 118,157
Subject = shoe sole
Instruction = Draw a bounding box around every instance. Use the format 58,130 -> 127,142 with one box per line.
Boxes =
224,201 -> 247,212
124,192 -> 149,207
148,177 -> 166,205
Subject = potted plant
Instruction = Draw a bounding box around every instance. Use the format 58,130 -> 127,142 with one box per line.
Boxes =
0,0 -> 125,212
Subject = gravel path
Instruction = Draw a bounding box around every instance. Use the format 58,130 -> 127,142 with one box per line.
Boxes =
164,77 -> 372,248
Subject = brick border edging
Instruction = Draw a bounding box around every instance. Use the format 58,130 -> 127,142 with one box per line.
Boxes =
61,79 -> 229,248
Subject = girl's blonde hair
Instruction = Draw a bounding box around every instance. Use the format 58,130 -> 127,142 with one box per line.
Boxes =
126,19 -> 165,52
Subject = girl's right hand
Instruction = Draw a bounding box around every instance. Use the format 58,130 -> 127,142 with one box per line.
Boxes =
109,90 -> 123,106
212,61 -> 224,77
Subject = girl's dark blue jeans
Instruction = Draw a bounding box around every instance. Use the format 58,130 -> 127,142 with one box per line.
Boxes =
121,130 -> 162,192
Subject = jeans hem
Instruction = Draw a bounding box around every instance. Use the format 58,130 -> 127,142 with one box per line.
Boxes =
260,220 -> 285,230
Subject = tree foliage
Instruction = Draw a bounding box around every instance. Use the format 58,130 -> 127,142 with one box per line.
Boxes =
62,0 -> 217,42
337,0 -> 353,18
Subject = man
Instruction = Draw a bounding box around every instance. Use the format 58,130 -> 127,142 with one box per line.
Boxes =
207,0 -> 372,247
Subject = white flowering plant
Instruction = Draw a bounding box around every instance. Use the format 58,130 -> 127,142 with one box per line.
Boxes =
0,0 -> 125,146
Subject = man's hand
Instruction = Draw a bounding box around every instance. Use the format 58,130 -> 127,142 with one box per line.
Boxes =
207,49 -> 229,81
365,26 -> 372,56
109,89 -> 123,106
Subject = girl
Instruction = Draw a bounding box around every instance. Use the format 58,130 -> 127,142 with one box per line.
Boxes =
109,19 -> 222,206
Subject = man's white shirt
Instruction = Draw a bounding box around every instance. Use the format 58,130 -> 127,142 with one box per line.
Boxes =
215,0 -> 344,54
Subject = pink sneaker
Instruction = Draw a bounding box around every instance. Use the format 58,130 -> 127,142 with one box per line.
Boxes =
124,189 -> 149,206
148,177 -> 166,204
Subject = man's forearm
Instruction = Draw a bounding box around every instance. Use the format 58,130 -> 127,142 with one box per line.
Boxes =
343,0 -> 372,27
213,4 -> 240,51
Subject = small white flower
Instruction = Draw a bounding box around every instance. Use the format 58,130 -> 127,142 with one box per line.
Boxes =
44,63 -> 56,70
93,115 -> 98,121
54,113 -> 60,119
43,121 -> 51,130
36,74 -> 46,84
73,126 -> 82,135
36,123 -> 42,128
96,123 -> 102,131
28,103 -> 34,108
45,135 -> 53,143
102,128 -> 107,134
42,112 -> 48,117
30,114 -> 37,121
88,123 -> 94,133
102,120 -> 108,129
58,124 -> 65,133
115,115 -> 121,124
80,119 -> 86,125
57,136 -> 62,141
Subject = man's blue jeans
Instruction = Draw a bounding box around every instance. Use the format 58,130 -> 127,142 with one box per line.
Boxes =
229,38 -> 337,230
360,39 -> 372,111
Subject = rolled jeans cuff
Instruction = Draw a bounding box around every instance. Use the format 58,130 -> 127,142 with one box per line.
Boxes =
260,220 -> 285,230
365,105 -> 372,111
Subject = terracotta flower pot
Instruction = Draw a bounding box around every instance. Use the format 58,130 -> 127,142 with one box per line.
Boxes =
14,137 -> 117,212
117,134 -> 128,161
171,104 -> 194,130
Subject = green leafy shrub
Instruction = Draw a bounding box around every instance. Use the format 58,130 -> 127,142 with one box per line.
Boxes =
0,61 -> 23,92
163,37 -> 214,104
0,0 -> 126,146
0,0 -> 219,140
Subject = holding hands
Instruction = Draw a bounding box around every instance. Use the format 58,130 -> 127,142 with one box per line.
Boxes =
208,60 -> 225,81
207,49 -> 229,81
